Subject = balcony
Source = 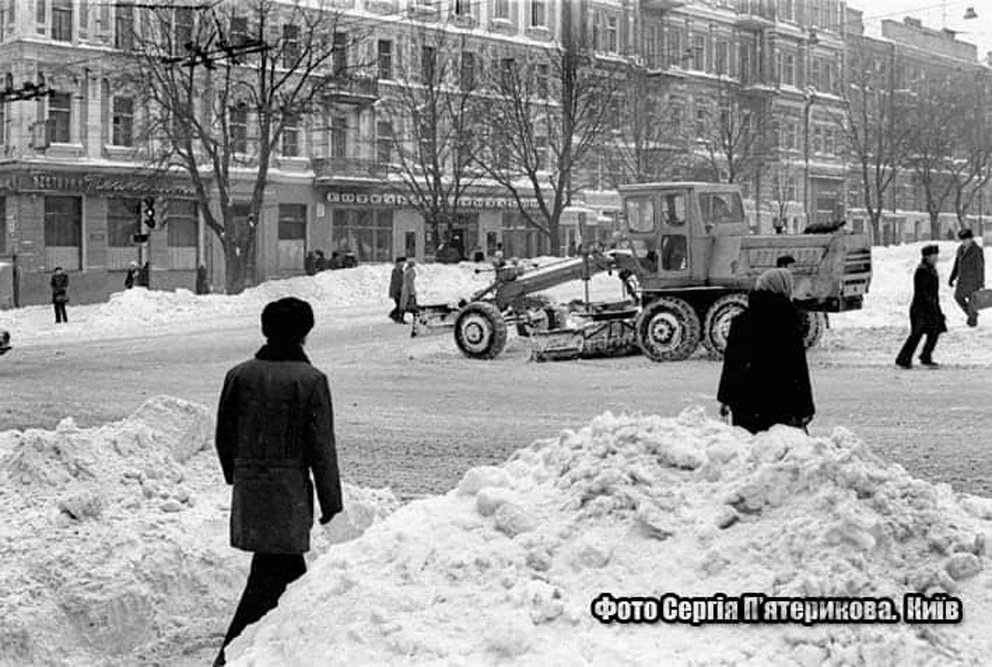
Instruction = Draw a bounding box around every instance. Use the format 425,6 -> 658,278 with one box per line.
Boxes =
323,75 -> 379,106
313,156 -> 388,182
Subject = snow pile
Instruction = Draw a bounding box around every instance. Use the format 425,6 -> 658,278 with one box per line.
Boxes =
0,396 -> 397,666
228,408 -> 992,666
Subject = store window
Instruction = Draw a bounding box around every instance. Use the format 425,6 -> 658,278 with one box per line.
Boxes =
167,199 -> 198,269
501,211 -> 545,258
277,203 -> 306,271
106,198 -> 140,269
331,208 -> 393,263
44,195 -> 82,270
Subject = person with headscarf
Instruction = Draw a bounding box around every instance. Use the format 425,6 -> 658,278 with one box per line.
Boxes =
717,267 -> 815,434
213,297 -> 342,666
949,228 -> 985,327
896,244 -> 946,368
124,261 -> 139,290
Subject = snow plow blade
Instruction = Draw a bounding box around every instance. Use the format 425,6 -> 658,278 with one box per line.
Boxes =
412,304 -> 460,337
529,328 -> 586,361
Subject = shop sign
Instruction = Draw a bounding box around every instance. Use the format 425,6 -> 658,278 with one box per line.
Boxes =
326,190 -> 540,210
25,172 -> 196,196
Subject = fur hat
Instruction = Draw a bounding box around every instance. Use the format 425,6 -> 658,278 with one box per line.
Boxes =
921,244 -> 940,257
261,297 -> 314,343
958,228 -> 974,240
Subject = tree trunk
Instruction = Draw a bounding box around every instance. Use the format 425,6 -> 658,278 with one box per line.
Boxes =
548,221 -> 561,258
223,241 -> 247,295
868,211 -> 882,246
929,212 -> 942,242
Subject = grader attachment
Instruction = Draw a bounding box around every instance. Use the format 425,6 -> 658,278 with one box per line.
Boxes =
529,302 -> 640,362
412,304 -> 460,337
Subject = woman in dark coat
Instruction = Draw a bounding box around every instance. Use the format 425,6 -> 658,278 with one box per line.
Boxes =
896,244 -> 946,368
213,297 -> 342,666
388,256 -> 406,323
717,268 -> 815,434
50,267 -> 69,324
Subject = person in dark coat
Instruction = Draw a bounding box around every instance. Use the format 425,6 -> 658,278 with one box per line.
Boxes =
314,250 -> 328,272
50,267 -> 69,324
896,244 -> 946,368
137,261 -> 150,288
124,261 -> 139,289
195,264 -> 210,295
329,251 -> 343,270
949,228 -> 985,327
717,268 -> 815,434
213,297 -> 342,666
304,251 -> 317,276
776,255 -> 796,269
388,256 -> 406,323
400,258 -> 418,324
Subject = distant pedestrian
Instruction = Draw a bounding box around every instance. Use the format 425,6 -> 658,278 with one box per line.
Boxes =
329,251 -> 342,270
472,246 -> 485,263
304,251 -> 317,276
400,258 -> 418,326
195,264 -> 210,295
493,242 -> 506,269
213,297 -> 342,667
137,262 -> 150,288
388,256 -> 406,323
342,252 -> 358,269
949,228 -> 985,327
124,261 -> 139,290
776,255 -> 796,269
717,268 -> 815,434
896,244 -> 946,369
314,251 -> 328,272
50,266 -> 69,324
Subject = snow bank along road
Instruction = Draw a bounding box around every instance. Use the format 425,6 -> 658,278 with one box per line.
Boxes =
3,307 -> 991,500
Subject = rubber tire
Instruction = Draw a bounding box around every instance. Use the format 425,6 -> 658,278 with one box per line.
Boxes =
800,311 -> 826,350
701,292 -> 749,359
635,296 -> 701,362
454,301 -> 508,360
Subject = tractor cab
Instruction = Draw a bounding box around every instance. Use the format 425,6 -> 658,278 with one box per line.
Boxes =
619,183 -> 746,286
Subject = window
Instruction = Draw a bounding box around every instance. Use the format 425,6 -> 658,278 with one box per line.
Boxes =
460,51 -> 475,90
692,34 -> 705,71
0,2 -> 15,42
331,115 -> 347,158
0,197 -> 5,255
421,45 -> 436,83
493,0 -> 510,20
278,204 -> 307,240
530,0 -> 546,27
601,15 -> 617,53
282,25 -> 299,68
660,235 -> 687,271
174,7 -> 193,55
332,208 -> 393,262
0,102 -> 5,145
668,29 -> 684,67
36,0 -> 45,34
111,97 -> 133,146
44,195 -> 82,271
695,108 -> 707,138
810,58 -> 821,90
49,92 -> 71,143
167,199 -> 198,269
535,62 -> 549,98
52,0 -> 72,41
715,39 -> 730,75
699,192 -> 744,224
454,0 -> 471,15
500,57 -> 515,86
333,32 -> 348,77
625,198 -> 655,232
644,24 -> 660,68
230,108 -> 247,153
230,15 -> 248,45
106,198 -> 140,247
535,124 -> 548,171
778,0 -> 794,21
282,113 -> 299,157
114,3 -> 133,50
377,40 -> 392,80
660,193 -> 686,226
376,120 -> 392,164
781,52 -> 795,86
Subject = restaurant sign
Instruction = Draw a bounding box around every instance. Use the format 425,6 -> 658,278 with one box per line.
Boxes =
23,172 -> 197,196
325,190 -> 540,210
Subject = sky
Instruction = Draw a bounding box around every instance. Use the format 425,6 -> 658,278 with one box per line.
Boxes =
850,0 -> 992,61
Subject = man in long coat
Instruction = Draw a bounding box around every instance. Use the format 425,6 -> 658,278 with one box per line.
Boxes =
388,256 -> 406,323
949,228 -> 985,327
896,244 -> 946,368
213,297 -> 342,666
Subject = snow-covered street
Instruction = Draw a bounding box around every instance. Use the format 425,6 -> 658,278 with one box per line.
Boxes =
2,242 -> 992,665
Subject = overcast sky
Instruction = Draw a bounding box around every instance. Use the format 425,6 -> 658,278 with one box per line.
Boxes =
849,0 -> 992,60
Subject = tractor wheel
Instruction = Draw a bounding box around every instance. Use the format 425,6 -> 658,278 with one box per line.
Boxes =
701,292 -> 749,358
454,302 -> 508,360
635,296 -> 701,362
800,311 -> 826,350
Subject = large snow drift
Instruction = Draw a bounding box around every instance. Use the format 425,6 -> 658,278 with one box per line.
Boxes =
227,408 -> 992,666
0,397 -> 397,666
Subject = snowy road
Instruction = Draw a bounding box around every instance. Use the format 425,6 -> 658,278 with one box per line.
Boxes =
5,310 -> 991,499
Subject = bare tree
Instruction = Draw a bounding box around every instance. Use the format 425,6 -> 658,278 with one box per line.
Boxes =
124,0 -> 358,293
601,64 -> 693,186
694,77 -> 767,185
379,26 -> 486,254
474,27 -> 617,256
834,39 -> 909,243
765,165 -> 797,233
905,78 -> 961,240
949,73 -> 992,227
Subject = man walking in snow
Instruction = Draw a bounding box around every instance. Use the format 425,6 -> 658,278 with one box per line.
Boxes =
896,244 -> 946,369
949,228 -> 985,327
388,256 -> 405,323
213,297 -> 342,666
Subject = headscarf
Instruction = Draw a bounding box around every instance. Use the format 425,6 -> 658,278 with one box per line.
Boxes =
754,268 -> 794,299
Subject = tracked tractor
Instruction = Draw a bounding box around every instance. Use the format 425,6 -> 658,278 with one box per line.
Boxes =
416,182 -> 872,362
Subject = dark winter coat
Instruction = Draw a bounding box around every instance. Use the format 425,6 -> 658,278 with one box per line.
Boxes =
717,290 -> 815,433
50,273 -> 69,304
388,264 -> 404,301
215,344 -> 342,554
124,268 -> 138,290
950,241 -> 985,297
400,265 -> 417,312
909,262 -> 947,334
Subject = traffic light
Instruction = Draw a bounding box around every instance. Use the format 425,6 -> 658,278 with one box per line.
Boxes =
143,197 -> 156,229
